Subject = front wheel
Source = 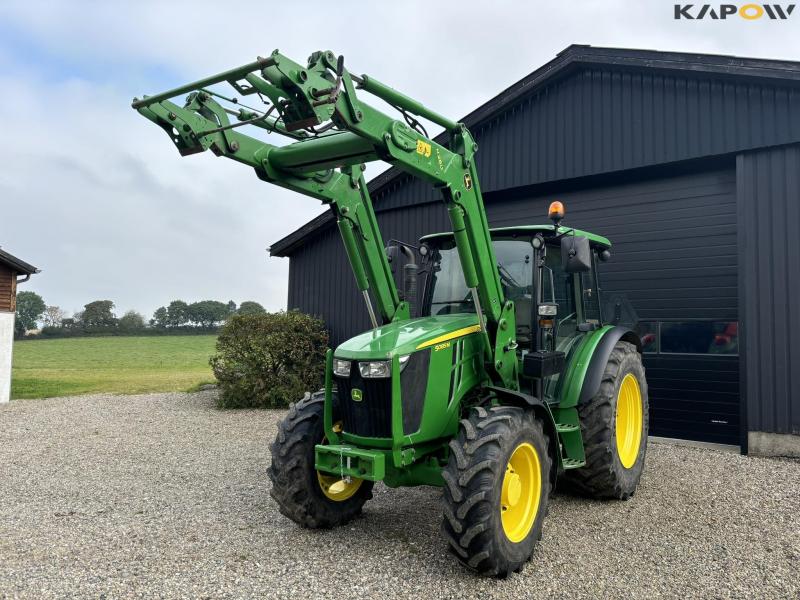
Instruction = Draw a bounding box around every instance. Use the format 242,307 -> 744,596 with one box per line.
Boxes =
441,405 -> 552,577
268,392 -> 373,528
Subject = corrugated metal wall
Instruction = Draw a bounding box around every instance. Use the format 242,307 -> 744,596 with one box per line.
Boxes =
737,143 -> 800,436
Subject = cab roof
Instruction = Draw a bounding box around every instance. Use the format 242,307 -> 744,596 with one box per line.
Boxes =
419,225 -> 612,249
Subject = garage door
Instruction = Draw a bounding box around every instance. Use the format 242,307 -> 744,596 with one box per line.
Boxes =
489,167 -> 740,446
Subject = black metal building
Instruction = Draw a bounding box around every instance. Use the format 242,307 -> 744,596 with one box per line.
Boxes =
270,46 -> 800,454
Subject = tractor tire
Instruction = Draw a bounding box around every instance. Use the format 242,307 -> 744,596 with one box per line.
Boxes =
441,405 -> 552,577
563,340 -> 648,499
268,391 -> 373,528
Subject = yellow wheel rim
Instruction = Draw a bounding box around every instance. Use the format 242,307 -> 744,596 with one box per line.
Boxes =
615,373 -> 643,469
317,471 -> 363,502
317,421 -> 363,502
500,442 -> 542,543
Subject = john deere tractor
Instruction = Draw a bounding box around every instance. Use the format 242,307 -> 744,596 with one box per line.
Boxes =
133,49 -> 648,577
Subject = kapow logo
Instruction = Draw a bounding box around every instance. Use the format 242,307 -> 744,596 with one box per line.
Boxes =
674,3 -> 796,18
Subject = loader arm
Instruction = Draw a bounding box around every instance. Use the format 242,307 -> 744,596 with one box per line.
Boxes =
133,49 -> 517,388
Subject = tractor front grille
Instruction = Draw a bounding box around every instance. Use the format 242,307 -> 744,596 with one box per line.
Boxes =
334,366 -> 392,438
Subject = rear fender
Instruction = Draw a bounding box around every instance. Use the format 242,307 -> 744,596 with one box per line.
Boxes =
578,326 -> 641,404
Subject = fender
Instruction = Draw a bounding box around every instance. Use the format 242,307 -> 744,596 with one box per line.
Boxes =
486,385 -> 559,484
578,326 -> 641,404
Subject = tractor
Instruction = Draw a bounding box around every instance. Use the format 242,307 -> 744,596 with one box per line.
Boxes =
133,49 -> 648,577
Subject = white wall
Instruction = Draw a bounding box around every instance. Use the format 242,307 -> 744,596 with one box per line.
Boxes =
0,312 -> 14,403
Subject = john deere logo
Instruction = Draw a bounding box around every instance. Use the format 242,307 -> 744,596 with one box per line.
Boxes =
351,389 -> 363,402
674,3 -> 795,19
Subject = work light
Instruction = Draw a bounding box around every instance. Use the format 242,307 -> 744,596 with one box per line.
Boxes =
359,361 -> 391,378
333,358 -> 351,377
538,303 -> 558,316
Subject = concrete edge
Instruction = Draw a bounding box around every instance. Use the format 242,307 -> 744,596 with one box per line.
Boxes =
748,431 -> 800,458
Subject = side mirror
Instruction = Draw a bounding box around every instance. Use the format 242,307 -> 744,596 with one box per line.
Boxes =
561,236 -> 591,273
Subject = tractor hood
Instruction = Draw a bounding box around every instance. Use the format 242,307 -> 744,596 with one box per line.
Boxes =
334,313 -> 481,359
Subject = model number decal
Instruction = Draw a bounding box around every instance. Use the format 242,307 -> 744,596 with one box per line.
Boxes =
434,341 -> 451,351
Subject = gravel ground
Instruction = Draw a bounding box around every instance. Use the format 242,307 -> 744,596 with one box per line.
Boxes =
1,392 -> 798,599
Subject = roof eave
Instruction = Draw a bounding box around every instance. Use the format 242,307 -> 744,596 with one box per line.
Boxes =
0,248 -> 39,275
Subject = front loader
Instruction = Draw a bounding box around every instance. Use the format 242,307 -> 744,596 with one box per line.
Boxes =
133,49 -> 648,577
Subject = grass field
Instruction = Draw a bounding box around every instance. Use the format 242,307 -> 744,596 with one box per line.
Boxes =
11,335 -> 218,400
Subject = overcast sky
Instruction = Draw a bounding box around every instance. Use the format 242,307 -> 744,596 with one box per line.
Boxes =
1,0 -> 798,319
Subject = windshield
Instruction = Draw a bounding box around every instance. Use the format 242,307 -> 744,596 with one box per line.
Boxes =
429,246 -> 472,314
427,240 -> 534,332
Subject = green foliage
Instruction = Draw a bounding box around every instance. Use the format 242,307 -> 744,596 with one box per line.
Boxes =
166,300 -> 190,327
226,300 -> 237,314
119,310 -> 146,332
188,300 -> 229,328
15,291 -> 46,337
237,300 -> 266,315
82,300 -> 117,328
211,311 -> 328,409
152,306 -> 168,328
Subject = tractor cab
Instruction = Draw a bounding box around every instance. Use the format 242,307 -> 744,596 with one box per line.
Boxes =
418,206 -> 612,401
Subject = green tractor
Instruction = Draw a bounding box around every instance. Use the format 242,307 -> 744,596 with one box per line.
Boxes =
133,49 -> 648,577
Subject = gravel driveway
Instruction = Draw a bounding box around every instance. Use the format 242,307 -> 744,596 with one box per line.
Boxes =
1,392 -> 798,599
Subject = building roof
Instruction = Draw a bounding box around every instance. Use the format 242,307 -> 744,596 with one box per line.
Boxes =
0,247 -> 39,275
270,44 -> 800,257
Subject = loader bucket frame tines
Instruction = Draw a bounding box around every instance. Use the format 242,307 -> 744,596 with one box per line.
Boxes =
132,49 -> 516,389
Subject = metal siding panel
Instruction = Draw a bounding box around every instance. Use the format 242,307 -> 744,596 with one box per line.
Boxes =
687,78 -> 699,156
589,70 -> 600,173
786,149 -> 800,433
675,77 -> 688,158
582,71 -> 592,174
737,144 -> 800,436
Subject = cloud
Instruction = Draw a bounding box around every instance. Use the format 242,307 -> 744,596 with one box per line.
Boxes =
0,0 -> 798,317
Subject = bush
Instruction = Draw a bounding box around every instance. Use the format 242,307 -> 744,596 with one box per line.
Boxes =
210,311 -> 328,409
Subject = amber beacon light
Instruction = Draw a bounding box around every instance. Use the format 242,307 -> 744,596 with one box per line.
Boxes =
548,201 -> 565,226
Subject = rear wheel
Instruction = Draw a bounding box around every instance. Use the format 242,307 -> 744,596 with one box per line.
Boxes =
268,392 -> 373,528
441,405 -> 551,577
563,341 -> 648,499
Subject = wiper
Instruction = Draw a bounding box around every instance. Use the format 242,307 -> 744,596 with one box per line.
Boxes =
498,264 -> 521,289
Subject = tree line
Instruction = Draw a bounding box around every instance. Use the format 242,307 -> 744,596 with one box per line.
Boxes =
14,291 -> 266,338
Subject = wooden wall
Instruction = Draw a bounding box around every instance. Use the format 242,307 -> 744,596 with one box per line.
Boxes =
0,263 -> 17,312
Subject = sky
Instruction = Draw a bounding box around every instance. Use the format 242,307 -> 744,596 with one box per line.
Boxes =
1,0 -> 798,319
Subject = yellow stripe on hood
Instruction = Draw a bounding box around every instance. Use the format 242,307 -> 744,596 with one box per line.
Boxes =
415,324 -> 482,350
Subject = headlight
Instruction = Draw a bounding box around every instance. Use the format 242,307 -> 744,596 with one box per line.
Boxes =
333,358 -> 351,377
538,303 -> 558,316
358,361 -> 391,378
